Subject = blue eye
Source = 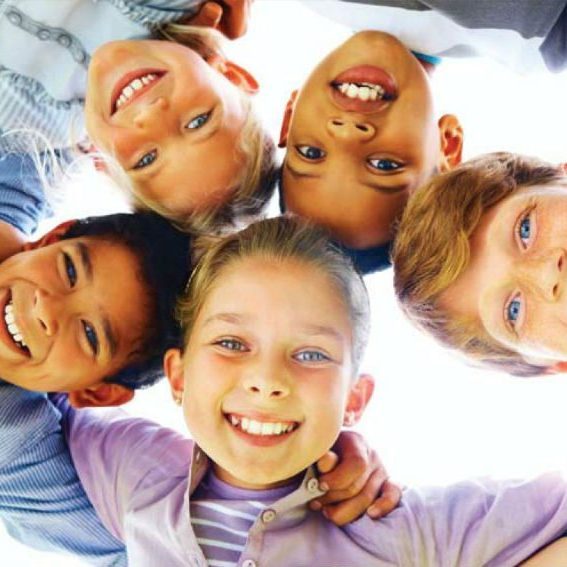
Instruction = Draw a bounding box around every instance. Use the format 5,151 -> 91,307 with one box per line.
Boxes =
368,158 -> 402,172
296,146 -> 326,161
505,296 -> 522,329
82,320 -> 99,356
133,150 -> 157,170
186,112 -> 211,130
63,253 -> 77,287
216,338 -> 246,352
518,215 -> 531,246
295,350 -> 329,363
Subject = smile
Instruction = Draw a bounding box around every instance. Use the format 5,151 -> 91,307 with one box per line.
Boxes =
225,413 -> 300,437
332,81 -> 387,102
111,69 -> 166,115
3,297 -> 29,354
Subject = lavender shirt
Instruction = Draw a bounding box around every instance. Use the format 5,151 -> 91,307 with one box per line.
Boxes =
56,398 -> 567,567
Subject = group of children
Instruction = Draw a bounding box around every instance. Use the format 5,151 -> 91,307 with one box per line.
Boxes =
2,0 -> 567,565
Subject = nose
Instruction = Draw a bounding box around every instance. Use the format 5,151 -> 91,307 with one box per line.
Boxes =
326,117 -> 376,142
517,248 -> 565,301
132,97 -> 170,129
243,358 -> 291,400
33,289 -> 60,336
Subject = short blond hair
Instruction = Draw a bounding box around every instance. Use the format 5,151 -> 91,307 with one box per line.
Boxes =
107,24 -> 277,233
177,216 -> 371,372
392,152 -> 567,376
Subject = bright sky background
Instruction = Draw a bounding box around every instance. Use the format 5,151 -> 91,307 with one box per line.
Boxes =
3,1 -> 567,565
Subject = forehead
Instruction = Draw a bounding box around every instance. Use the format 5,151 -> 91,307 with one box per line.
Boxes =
283,165 -> 409,248
199,256 -> 351,327
69,237 -> 150,364
131,126 -> 244,216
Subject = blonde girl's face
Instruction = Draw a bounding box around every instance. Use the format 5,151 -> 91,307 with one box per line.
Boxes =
85,40 -> 253,215
165,257 -> 366,490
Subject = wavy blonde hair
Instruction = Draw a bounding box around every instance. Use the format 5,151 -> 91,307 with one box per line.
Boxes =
392,152 -> 567,376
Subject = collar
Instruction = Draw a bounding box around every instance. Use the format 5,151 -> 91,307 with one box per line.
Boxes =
186,445 -> 327,523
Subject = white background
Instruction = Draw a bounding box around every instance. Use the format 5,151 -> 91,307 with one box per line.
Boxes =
3,1 -> 567,564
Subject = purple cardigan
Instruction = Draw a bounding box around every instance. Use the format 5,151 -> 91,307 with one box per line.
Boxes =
56,397 -> 567,567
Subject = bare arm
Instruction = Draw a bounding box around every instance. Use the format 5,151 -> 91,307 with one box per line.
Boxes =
0,221 -> 25,263
521,538 -> 567,566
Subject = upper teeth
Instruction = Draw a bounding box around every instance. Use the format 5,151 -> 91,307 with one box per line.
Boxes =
4,299 -> 26,349
228,414 -> 297,436
335,82 -> 385,101
115,74 -> 158,110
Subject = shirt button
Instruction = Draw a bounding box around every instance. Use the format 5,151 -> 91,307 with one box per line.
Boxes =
242,560 -> 257,567
307,478 -> 320,492
261,508 -> 276,523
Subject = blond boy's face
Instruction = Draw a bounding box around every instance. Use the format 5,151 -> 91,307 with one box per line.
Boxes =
282,31 -> 442,249
85,40 -> 249,214
166,257 -> 368,490
440,184 -> 567,364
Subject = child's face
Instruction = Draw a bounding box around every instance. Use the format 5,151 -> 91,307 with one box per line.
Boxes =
281,31 -> 445,249
0,238 -> 149,392
85,40 -> 249,214
166,257 -> 368,489
440,184 -> 567,364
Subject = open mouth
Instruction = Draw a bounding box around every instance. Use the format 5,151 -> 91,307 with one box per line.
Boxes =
110,69 -> 166,115
225,413 -> 300,437
3,296 -> 30,356
330,65 -> 397,112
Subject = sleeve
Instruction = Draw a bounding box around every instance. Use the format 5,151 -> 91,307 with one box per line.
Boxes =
351,475 -> 567,566
0,381 -> 127,566
53,395 -> 193,542
0,153 -> 51,236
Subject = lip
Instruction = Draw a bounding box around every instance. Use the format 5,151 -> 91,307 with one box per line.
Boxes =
0,290 -> 30,358
329,65 -> 397,113
224,412 -> 301,448
110,68 -> 166,116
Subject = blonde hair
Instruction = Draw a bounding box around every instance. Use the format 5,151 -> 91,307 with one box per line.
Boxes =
392,152 -> 567,376
110,23 -> 277,233
177,216 -> 371,372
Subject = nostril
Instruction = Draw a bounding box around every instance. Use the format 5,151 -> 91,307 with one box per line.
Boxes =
356,124 -> 369,132
553,283 -> 559,297
559,255 -> 564,271
39,320 -> 47,331
331,120 -> 343,126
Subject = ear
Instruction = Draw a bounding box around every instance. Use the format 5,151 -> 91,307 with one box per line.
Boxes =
558,163 -> 567,175
278,90 -> 299,148
163,348 -> 185,404
23,220 -> 77,252
343,374 -> 375,426
437,114 -> 464,172
68,383 -> 135,408
209,54 -> 259,94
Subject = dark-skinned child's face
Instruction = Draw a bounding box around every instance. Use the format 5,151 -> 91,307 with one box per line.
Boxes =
280,31 -> 463,249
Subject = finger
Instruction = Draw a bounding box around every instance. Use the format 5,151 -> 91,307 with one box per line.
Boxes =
366,479 -> 403,519
185,2 -> 224,29
321,468 -> 388,526
318,451 -> 370,492
315,465 -> 387,508
218,0 -> 251,39
316,451 -> 339,476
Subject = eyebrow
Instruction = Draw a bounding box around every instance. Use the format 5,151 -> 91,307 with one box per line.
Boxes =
285,162 -> 409,194
75,242 -> 118,359
204,312 -> 248,327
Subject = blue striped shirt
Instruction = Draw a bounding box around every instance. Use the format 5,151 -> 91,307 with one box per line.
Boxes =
0,380 -> 126,565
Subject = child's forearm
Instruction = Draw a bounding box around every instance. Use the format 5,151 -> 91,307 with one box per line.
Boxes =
520,538 -> 567,566
0,221 -> 25,264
